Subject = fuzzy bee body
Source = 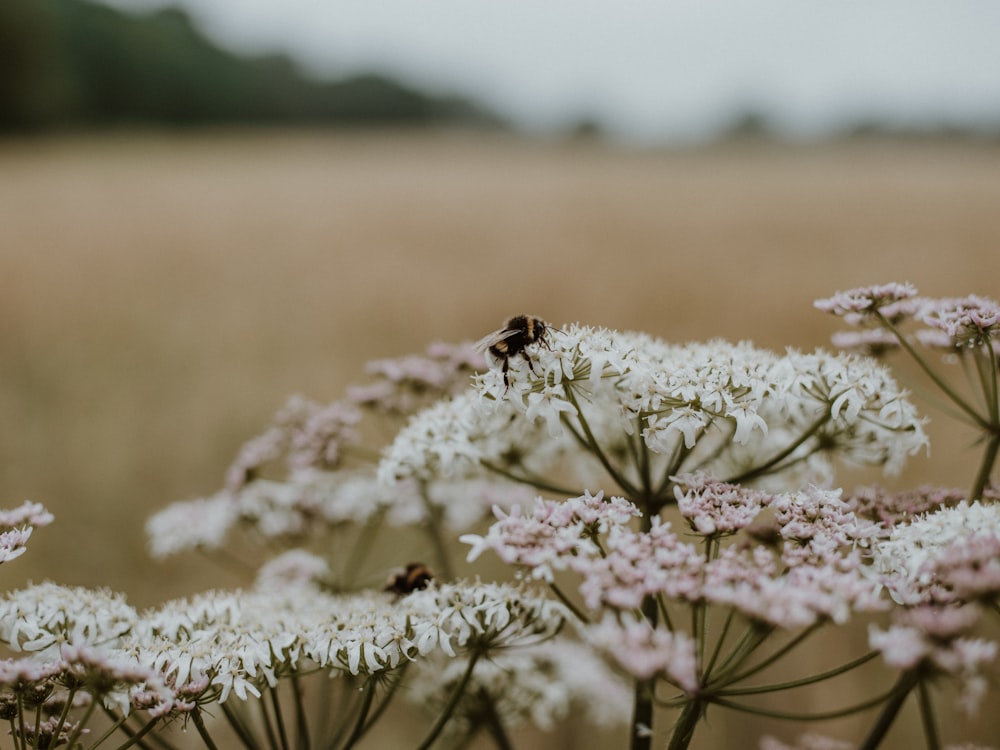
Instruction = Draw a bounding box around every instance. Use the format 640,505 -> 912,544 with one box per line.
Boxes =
477,315 -> 552,388
384,562 -> 433,596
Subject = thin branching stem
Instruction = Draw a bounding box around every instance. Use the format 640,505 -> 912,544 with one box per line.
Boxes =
418,479 -> 455,579
724,410 -> 831,485
707,623 -> 819,690
269,687 -> 290,750
85,712 -> 130,750
715,650 -> 880,696
221,702 -> 264,750
665,699 -> 703,750
917,679 -> 940,750
94,718 -> 161,750
289,675 -> 310,750
548,582 -> 590,624
712,681 -> 898,723
192,709 -> 223,750
60,691 -> 96,750
416,651 -> 482,750
563,384 -> 640,498
338,678 -> 377,750
360,666 -> 409,736
876,312 -> 987,427
857,670 -> 921,750
480,460 -> 580,497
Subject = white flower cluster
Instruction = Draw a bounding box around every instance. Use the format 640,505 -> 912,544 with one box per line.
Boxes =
409,637 -> 631,732
0,578 -> 563,713
0,583 -> 137,655
147,468 -> 535,559
379,325 -> 927,493
870,501 -> 1000,605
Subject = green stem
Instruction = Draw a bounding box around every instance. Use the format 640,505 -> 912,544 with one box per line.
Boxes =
715,650 -> 880,696
970,432 -> 1000,502
562,384 -> 639,498
60,692 -> 96,750
220,702 -> 264,750
703,625 -> 773,689
665,700 -> 703,750
477,689 -> 514,750
338,679 -> 376,750
258,691 -> 281,750
857,670 -> 921,750
418,481 -> 455,579
707,623 -> 817,690
289,675 -> 310,750
360,665 -> 409,735
92,718 -> 160,750
47,687 -> 79,750
339,512 -> 384,588
712,679 -> 899,722
548,582 -> 590,623
269,687 -> 290,750
917,679 -> 940,750
84,712 -> 129,750
191,709 -> 222,750
480,460 -> 580,497
101,707 -> 177,750
8,717 -> 21,750
630,593 -> 659,750
701,608 -> 736,680
876,312 -> 988,428
723,410 -> 831,485
416,652 -> 481,750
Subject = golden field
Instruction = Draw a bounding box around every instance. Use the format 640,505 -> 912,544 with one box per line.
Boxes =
1,130 -> 998,748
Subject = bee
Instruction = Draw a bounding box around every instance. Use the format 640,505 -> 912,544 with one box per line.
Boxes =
476,315 -> 553,389
384,562 -> 434,597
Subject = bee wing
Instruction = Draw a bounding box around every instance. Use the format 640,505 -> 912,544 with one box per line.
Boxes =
475,327 -> 521,352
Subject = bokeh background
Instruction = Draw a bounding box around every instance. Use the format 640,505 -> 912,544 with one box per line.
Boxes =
2,1 -> 1000,747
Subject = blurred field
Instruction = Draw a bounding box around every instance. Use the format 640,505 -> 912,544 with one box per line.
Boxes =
1,130 -> 999,748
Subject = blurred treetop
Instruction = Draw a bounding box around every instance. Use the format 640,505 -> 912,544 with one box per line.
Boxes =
0,0 -> 502,132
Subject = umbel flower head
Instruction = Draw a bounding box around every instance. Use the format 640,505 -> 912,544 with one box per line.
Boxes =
870,500 -> 1000,606
380,324 -> 927,498
114,580 -> 564,707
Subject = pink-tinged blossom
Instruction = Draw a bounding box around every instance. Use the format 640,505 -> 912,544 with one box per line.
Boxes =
587,614 -> 699,693
224,426 -> 286,493
0,501 -> 54,564
846,484 -> 967,530
917,294 -> 1000,348
871,501 -> 1000,605
349,340 -> 485,416
814,282 -> 919,319
869,605 -> 997,714
674,475 -> 768,536
573,519 -> 703,612
829,328 -> 902,356
280,396 -> 362,472
0,501 -> 54,529
460,491 -> 641,582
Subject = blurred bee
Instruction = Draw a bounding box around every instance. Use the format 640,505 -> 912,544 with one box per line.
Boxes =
477,315 -> 553,389
384,562 -> 434,597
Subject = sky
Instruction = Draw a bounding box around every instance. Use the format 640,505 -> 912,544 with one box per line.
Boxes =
98,0 -> 1000,144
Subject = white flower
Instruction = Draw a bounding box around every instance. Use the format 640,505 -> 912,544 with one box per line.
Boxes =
0,584 -> 137,656
145,494 -> 238,559
871,501 -> 1000,604
380,325 -> 926,496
